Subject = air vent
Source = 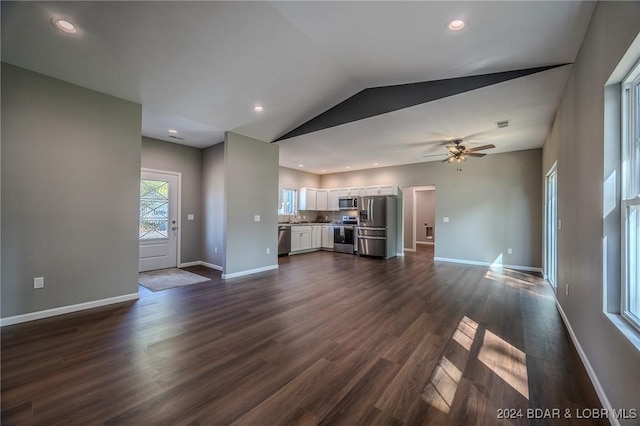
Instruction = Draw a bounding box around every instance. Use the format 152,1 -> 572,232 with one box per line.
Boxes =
496,120 -> 510,129
169,135 -> 185,141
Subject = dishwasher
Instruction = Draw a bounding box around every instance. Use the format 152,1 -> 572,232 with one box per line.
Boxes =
278,226 -> 291,256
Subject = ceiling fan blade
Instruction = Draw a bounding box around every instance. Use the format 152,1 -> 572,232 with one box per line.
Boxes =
440,158 -> 451,163
446,145 -> 461,153
422,153 -> 447,157
465,144 -> 496,153
465,152 -> 486,157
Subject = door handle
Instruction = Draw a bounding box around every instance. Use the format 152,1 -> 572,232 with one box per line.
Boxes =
172,226 -> 178,231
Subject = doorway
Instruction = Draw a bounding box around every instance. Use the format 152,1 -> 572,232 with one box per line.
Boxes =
139,169 -> 181,272
403,185 -> 436,256
545,165 -> 558,287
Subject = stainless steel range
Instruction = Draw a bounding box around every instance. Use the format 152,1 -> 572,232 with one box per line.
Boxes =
333,215 -> 357,254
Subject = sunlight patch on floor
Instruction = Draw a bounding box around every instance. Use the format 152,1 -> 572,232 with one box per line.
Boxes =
422,316 -> 478,413
422,356 -> 462,414
478,329 -> 529,400
452,316 -> 479,351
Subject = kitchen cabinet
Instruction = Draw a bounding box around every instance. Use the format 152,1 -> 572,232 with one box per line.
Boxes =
364,185 -> 399,196
311,225 -> 322,249
291,226 -> 311,252
316,189 -> 328,211
339,187 -> 360,198
299,187 -> 317,211
328,189 -> 340,211
322,226 -> 334,249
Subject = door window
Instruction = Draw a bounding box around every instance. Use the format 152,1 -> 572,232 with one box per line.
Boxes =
140,179 -> 170,240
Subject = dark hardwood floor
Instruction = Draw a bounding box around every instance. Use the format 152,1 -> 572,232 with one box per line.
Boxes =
2,247 -> 604,425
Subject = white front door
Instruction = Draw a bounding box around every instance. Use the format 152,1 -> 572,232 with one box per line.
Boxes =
139,170 -> 179,272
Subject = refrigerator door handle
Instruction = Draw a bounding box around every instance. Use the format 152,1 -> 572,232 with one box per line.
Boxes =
358,236 -> 386,240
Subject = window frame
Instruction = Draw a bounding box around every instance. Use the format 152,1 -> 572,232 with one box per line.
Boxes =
278,187 -> 297,216
621,61 -> 640,333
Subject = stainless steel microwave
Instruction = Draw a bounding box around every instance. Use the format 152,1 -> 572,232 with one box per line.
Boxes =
339,197 -> 358,210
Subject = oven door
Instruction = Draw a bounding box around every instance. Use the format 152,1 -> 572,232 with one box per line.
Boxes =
334,226 -> 354,244
334,226 -> 355,253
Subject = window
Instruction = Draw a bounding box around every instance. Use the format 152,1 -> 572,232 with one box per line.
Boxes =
622,61 -> 640,332
278,187 -> 297,215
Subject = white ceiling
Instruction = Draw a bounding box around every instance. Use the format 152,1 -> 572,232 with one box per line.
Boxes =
2,1 -> 595,174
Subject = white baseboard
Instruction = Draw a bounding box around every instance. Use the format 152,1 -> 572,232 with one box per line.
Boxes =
556,301 -> 616,426
433,256 -> 543,274
416,241 -> 434,245
403,248 -> 416,252
222,264 -> 278,279
200,261 -> 223,271
0,293 -> 139,327
396,252 -> 405,257
179,260 -> 223,271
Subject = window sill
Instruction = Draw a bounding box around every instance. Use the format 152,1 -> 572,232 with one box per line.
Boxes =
604,312 -> 640,351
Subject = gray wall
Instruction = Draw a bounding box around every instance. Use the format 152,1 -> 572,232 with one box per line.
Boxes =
542,2 -> 640,418
321,149 -> 542,268
279,166 -> 320,189
224,132 -> 279,276
202,142 -> 225,268
1,63 -> 141,318
416,189 -> 436,243
141,137 -> 202,264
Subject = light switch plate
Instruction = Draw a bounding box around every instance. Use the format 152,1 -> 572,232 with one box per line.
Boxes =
34,277 -> 44,289
187,214 -> 194,221
443,217 -> 449,223
254,215 -> 260,222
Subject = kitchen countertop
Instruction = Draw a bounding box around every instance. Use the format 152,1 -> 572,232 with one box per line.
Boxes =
277,222 -> 340,226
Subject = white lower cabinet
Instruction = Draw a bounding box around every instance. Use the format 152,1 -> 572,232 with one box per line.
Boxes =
311,225 -> 322,249
322,226 -> 334,249
291,226 -> 311,252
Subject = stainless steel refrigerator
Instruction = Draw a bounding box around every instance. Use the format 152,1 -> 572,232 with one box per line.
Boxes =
357,196 -> 397,259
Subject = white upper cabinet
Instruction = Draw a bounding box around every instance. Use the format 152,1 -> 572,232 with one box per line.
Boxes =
316,189 -> 328,211
364,185 -> 399,196
299,187 -> 317,211
339,187 -> 361,198
328,189 -> 340,211
297,185 -> 398,211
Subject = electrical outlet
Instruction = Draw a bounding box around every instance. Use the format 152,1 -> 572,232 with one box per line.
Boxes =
266,248 -> 270,254
507,248 -> 513,254
214,247 -> 218,254
254,215 -> 261,222
566,283 -> 569,296
34,277 -> 44,289
558,219 -> 562,231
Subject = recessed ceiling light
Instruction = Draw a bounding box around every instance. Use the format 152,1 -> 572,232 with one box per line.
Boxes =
298,164 -> 304,167
322,169 -> 326,173
446,18 -> 466,32
373,163 -> 379,166
254,105 -> 264,113
345,166 -> 351,169
52,18 -> 77,34
168,129 -> 178,134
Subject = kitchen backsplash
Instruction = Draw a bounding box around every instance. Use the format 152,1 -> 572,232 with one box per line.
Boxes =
278,209 -> 358,223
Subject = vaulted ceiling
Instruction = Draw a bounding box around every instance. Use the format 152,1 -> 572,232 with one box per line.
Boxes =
2,1 -> 596,174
